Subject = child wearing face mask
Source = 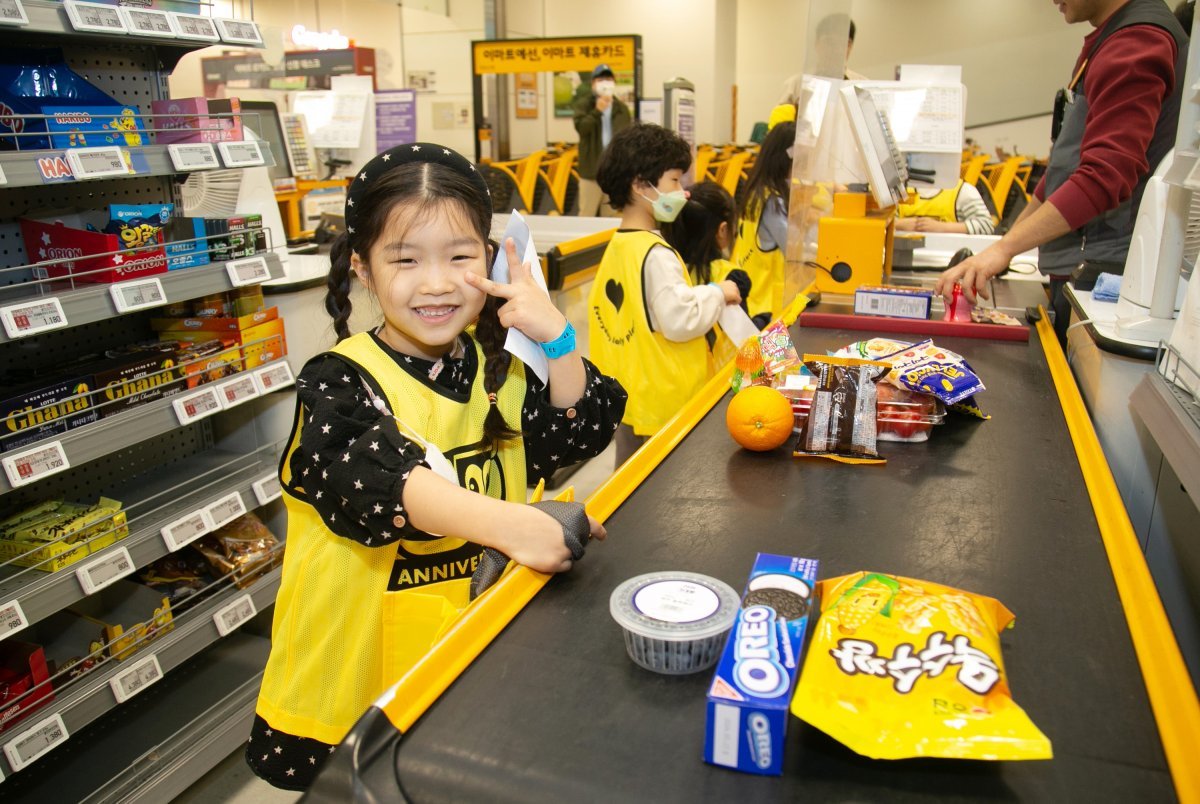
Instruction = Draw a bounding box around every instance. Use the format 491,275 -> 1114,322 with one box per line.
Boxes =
588,124 -> 743,465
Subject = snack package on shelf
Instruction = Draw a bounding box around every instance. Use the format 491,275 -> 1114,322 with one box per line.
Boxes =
793,355 -> 890,464
169,338 -> 246,389
162,217 -> 211,270
103,203 -> 174,251
19,209 -> 168,284
154,305 -> 286,371
0,498 -> 129,572
0,641 -> 54,732
791,572 -> 1052,761
43,105 -> 146,149
68,579 -> 173,661
138,551 -> 219,612
193,512 -> 281,589
151,96 -> 243,145
0,373 -> 98,453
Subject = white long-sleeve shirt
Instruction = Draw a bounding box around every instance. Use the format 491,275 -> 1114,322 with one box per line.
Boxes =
643,243 -> 727,342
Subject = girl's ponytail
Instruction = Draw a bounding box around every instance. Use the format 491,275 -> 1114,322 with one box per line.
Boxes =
325,232 -> 355,343
473,252 -> 520,452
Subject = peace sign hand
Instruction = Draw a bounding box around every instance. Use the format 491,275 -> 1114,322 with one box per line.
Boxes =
464,238 -> 568,344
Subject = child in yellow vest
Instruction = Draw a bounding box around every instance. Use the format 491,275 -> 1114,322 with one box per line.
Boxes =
248,143 -> 626,790
587,125 -> 743,464
895,180 -> 997,235
732,120 -> 795,324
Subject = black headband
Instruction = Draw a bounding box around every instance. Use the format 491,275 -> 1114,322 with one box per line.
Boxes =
344,142 -> 491,249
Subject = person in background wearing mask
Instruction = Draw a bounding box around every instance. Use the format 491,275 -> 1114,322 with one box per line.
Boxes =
588,125 -> 743,464
937,0 -> 1186,342
574,63 -> 632,217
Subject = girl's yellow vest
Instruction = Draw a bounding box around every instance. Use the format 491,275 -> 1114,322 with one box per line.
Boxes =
731,195 -> 786,321
898,181 -> 963,222
255,333 -> 526,745
587,230 -> 713,436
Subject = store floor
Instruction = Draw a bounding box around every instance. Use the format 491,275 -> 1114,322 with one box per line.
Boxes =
171,441 -> 619,803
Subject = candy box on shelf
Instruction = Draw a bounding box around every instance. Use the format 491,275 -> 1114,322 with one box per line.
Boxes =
151,96 -> 242,145
0,498 -> 129,573
0,373 -> 98,453
158,314 -> 287,371
79,351 -> 184,417
0,642 -> 54,732
162,217 -> 210,270
149,306 -> 278,334
169,339 -> 246,389
42,105 -> 147,149
68,579 -> 173,662
19,210 -> 167,285
704,553 -> 819,776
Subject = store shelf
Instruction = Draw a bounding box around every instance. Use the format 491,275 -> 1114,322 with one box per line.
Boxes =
0,440 -> 283,632
0,252 -> 286,344
0,563 -> 280,779
1131,372 -> 1200,513
0,356 -> 294,495
0,141 -> 275,191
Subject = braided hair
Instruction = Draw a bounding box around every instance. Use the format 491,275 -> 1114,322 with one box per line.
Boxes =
325,148 -> 518,451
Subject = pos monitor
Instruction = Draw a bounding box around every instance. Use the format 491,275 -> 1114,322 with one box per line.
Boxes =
839,84 -> 909,208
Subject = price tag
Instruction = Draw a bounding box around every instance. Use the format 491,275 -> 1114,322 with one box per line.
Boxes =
3,713 -> 68,771
2,441 -> 69,488
167,142 -> 219,172
0,599 -> 28,641
225,255 -> 271,287
252,473 -> 282,506
0,0 -> 27,27
65,146 -> 130,180
217,140 -> 265,168
213,593 -> 257,637
75,547 -> 135,595
207,491 -> 246,529
109,653 -> 163,704
215,17 -> 262,45
109,277 -> 165,313
118,7 -> 175,37
172,387 -> 222,425
253,361 -> 295,394
216,374 -> 259,409
64,0 -> 126,34
170,11 -> 220,41
0,297 -> 67,339
161,508 -> 213,552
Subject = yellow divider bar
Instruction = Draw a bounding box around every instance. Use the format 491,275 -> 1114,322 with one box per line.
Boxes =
1035,308 -> 1200,803
555,226 -> 616,258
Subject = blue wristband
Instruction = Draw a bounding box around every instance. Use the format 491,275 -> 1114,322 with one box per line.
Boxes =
539,321 -> 576,359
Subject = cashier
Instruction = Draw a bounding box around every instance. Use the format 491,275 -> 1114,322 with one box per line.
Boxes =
936,0 -> 1187,334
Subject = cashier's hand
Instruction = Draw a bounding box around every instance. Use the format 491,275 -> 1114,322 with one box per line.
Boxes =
935,247 -> 1009,303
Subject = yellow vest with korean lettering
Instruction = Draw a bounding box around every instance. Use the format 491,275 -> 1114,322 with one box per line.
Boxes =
731,195 -> 786,321
255,332 -> 526,745
898,181 -> 962,223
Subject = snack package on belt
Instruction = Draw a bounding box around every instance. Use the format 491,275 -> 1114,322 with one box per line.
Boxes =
880,339 -> 985,406
793,355 -> 889,464
790,571 -> 1052,761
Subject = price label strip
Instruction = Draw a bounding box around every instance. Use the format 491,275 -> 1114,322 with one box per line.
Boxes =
161,508 -> 213,552
1,297 -> 67,339
75,546 -> 135,595
2,441 -> 69,489
167,142 -> 219,172
0,599 -> 28,641
217,375 -> 259,409
225,255 -> 271,287
252,473 -> 282,506
109,277 -> 165,314
65,146 -> 130,180
118,7 -> 175,37
109,653 -> 164,704
172,386 -> 222,426
213,593 -> 257,637
215,17 -> 262,45
207,491 -> 246,530
170,11 -> 220,41
0,0 -> 29,27
253,361 -> 295,394
64,0 -> 126,34
217,140 -> 265,168
4,713 -> 68,771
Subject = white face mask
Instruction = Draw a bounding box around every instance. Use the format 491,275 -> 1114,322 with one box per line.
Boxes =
638,185 -> 688,223
595,80 -> 615,98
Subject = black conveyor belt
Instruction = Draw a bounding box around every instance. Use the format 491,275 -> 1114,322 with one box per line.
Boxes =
392,326 -> 1173,802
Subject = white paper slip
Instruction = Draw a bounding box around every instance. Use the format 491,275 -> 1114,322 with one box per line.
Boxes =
161,508 -> 213,552
167,142 -> 220,172
2,441 -> 69,488
0,0 -> 29,27
109,653 -> 163,704
110,277 -> 166,313
170,11 -> 219,41
252,473 -> 282,506
0,599 -> 28,641
207,491 -> 246,529
64,0 -> 126,34
65,146 -> 130,180
173,387 -> 223,425
118,6 -> 174,36
225,255 -> 271,286
214,594 -> 257,637
216,374 -> 259,409
4,713 -> 68,771
0,162 -> 7,184
491,210 -> 551,384
718,305 -> 759,351
215,17 -> 262,45
1,297 -> 67,339
253,362 -> 294,393
217,140 -> 265,168
75,547 -> 135,595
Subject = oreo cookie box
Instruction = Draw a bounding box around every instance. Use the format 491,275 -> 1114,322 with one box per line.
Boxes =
704,553 -> 819,775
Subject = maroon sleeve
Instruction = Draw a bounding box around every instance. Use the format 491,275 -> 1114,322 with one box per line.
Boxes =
1045,25 -> 1177,229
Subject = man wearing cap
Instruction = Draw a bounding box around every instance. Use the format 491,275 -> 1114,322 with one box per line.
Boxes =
573,63 -> 631,217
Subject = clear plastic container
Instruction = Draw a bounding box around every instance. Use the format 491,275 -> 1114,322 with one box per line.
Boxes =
788,385 -> 946,442
609,572 -> 740,675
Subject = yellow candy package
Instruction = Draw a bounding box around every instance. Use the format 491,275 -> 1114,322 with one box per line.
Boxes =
790,572 -> 1052,760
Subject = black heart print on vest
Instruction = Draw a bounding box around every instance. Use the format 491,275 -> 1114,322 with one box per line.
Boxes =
605,278 -> 624,312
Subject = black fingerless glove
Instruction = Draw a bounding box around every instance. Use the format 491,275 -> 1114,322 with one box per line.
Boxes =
724,268 -> 752,315
468,500 -> 592,601
751,312 -> 773,330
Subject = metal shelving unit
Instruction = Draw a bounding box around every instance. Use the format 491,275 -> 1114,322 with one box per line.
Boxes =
1131,347 -> 1200,513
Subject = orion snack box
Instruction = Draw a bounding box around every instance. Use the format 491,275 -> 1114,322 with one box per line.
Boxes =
0,375 -> 97,453
704,553 -> 819,775
20,210 -> 167,284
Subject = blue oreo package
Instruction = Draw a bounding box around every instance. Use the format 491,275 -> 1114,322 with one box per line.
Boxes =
704,553 -> 819,775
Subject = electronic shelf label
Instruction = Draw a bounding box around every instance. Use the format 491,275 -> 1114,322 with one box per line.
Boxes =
206,491 -> 246,530
253,362 -> 295,393
214,593 -> 256,637
75,546 -> 135,595
109,653 -> 164,703
173,387 -> 222,425
64,0 -> 126,34
1,297 -> 67,339
217,374 -> 259,409
0,599 -> 28,641
161,508 -> 214,552
252,473 -> 282,506
65,146 -> 130,181
225,255 -> 271,287
110,277 -> 166,313
118,7 -> 175,37
170,12 -> 219,42
3,713 -> 68,771
2,441 -> 69,488
217,140 -> 265,168
0,0 -> 28,27
215,17 -> 261,45
167,142 -> 220,172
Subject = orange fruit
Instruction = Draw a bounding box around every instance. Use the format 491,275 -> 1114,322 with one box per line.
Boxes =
735,338 -> 763,374
726,386 -> 794,451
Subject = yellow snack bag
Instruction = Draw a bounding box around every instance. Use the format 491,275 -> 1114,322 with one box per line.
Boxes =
790,571 -> 1052,760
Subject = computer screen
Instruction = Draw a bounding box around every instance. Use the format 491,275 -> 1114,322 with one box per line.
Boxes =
240,99 -> 292,186
839,85 -> 909,207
